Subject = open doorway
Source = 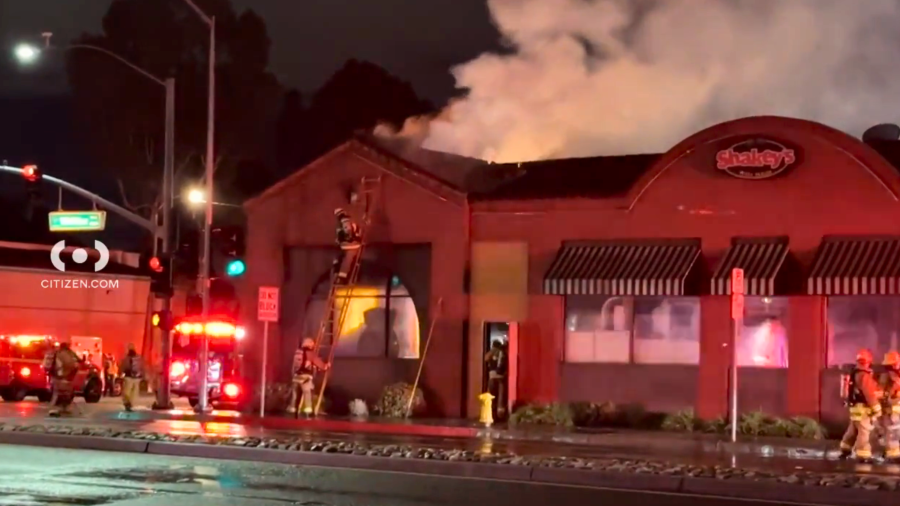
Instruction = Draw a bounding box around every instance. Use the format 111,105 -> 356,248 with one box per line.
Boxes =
483,322 -> 515,419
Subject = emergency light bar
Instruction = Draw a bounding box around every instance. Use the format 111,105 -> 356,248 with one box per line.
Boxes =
174,321 -> 244,339
2,335 -> 52,346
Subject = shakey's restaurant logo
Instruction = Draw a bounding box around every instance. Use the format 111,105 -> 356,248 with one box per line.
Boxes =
715,138 -> 798,179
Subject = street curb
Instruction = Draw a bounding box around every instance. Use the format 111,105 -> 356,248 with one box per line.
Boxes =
257,418 -> 480,438
146,442 -> 532,481
682,476 -> 897,506
530,467 -> 683,493
0,432 -> 896,506
0,432 -> 149,453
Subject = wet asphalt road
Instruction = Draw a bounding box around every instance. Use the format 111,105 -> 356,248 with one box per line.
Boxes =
0,444 -> 831,506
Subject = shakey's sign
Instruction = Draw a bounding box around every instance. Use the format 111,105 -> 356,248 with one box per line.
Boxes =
715,138 -> 798,179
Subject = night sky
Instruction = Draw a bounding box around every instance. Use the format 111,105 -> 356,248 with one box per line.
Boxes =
0,0 -> 502,102
0,0 -> 502,247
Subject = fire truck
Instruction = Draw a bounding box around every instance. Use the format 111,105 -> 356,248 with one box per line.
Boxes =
167,316 -> 246,409
0,335 -> 103,403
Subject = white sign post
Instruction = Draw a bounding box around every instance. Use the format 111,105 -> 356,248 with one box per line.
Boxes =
729,268 -> 744,443
257,286 -> 280,417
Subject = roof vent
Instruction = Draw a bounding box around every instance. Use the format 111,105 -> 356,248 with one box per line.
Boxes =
862,123 -> 900,143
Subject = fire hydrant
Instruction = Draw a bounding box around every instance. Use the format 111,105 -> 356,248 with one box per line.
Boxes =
478,392 -> 494,426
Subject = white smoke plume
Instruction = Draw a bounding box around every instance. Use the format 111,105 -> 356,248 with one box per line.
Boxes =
381,0 -> 900,163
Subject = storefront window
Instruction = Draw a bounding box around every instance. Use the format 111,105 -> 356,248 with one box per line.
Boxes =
564,296 -> 632,363
633,297 -> 700,364
306,266 -> 420,359
736,297 -> 789,368
827,297 -> 900,367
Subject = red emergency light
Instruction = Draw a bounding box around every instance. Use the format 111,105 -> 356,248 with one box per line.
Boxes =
223,383 -> 240,399
170,361 -> 187,378
19,367 -> 30,377
22,165 -> 40,182
174,321 -> 244,339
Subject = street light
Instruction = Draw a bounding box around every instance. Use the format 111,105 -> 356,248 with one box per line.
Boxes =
187,188 -> 206,204
14,44 -> 38,64
181,0 -> 216,413
13,33 -> 177,411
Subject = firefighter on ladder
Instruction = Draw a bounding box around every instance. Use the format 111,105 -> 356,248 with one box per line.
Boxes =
288,338 -> 330,417
880,351 -> 900,462
839,349 -> 882,462
333,208 -> 361,285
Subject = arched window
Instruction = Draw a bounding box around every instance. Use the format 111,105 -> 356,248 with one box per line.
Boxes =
304,262 -> 420,359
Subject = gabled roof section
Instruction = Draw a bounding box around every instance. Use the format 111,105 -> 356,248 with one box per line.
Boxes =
245,135 -> 482,210
469,153 -> 661,201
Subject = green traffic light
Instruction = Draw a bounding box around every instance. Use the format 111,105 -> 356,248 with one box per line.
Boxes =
226,259 -> 245,276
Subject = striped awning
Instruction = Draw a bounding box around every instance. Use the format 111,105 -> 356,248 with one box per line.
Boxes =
543,239 -> 701,296
808,236 -> 900,295
710,237 -> 789,296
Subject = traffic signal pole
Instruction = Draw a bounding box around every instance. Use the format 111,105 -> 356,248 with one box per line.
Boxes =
0,81 -> 178,410
154,77 -> 176,410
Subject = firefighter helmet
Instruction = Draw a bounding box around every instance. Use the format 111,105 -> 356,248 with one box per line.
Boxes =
301,338 -> 315,350
857,348 -> 874,366
884,351 -> 900,366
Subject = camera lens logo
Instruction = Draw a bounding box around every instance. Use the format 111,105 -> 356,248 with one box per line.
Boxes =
50,240 -> 109,272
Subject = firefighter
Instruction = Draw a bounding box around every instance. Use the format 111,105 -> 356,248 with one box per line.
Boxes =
839,349 -> 882,462
484,340 -> 508,419
333,208 -> 361,284
47,339 -> 80,417
881,351 -> 900,462
120,344 -> 143,411
287,338 -> 330,417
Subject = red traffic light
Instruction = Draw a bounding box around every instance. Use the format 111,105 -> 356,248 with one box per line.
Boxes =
22,165 -> 40,182
149,256 -> 163,272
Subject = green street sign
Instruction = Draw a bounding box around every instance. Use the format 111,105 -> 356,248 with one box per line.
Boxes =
48,211 -> 107,232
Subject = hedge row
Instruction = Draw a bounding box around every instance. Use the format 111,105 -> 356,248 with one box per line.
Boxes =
509,402 -> 826,440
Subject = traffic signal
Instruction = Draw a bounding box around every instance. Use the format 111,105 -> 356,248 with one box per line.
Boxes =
151,310 -> 174,331
149,254 -> 173,297
212,225 -> 245,277
22,165 -> 40,182
22,164 -> 41,200
225,259 -> 245,276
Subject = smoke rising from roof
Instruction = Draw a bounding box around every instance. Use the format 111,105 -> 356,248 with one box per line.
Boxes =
378,0 -> 900,163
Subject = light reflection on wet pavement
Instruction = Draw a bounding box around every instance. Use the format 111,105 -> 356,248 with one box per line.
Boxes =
0,445 -> 786,505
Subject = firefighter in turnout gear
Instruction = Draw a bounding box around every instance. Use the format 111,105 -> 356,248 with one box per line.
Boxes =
333,208 -> 361,285
120,344 -> 143,411
288,338 -> 330,416
839,349 -> 882,461
880,351 -> 900,462
45,339 -> 81,417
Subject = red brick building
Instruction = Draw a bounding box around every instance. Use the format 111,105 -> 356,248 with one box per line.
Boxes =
243,116 -> 900,422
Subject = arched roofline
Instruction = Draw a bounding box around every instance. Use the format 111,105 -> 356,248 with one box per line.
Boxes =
625,116 -> 900,211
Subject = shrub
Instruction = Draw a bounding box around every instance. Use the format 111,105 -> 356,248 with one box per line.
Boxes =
374,382 -> 425,418
661,409 -> 697,432
510,403 -> 573,427
783,416 -> 827,439
699,416 -> 727,433
569,401 -> 617,427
